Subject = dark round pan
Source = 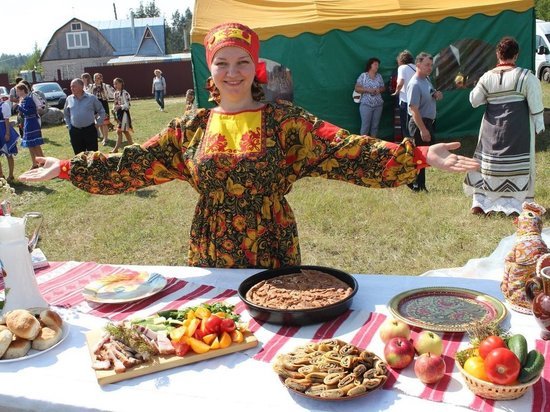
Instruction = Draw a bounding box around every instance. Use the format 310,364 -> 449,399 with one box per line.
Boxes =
238,265 -> 358,326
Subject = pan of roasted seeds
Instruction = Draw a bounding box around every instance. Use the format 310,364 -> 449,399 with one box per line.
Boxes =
273,339 -> 388,400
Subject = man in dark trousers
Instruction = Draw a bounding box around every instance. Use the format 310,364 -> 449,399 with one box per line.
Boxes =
63,78 -> 105,154
406,52 -> 443,192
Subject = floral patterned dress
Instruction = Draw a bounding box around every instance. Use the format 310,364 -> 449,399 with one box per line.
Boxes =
67,102 -> 425,269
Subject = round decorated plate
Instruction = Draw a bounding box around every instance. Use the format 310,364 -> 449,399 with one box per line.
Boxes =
82,272 -> 167,304
387,287 -> 507,332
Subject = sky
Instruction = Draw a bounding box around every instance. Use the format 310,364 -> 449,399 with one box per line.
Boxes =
0,0 -> 195,56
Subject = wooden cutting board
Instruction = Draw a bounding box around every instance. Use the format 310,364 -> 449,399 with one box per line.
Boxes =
85,328 -> 259,385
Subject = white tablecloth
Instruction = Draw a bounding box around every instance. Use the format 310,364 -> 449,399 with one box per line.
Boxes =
421,228 -> 550,280
0,264 -> 544,412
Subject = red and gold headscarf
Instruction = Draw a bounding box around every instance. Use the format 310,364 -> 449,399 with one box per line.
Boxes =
204,22 -> 267,83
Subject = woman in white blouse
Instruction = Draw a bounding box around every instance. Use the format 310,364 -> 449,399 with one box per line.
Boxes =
152,69 -> 167,112
112,77 -> 134,153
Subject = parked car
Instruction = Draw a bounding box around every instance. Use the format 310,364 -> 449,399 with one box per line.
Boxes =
0,86 -> 12,113
32,82 -> 67,109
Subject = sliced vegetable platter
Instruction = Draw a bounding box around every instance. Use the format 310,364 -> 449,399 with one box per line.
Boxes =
86,303 -> 258,385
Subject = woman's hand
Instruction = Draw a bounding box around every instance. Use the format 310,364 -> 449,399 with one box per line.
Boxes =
18,157 -> 61,182
426,142 -> 480,172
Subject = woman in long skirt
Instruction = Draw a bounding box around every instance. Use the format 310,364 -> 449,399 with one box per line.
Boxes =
111,77 -> 134,153
464,37 -> 544,216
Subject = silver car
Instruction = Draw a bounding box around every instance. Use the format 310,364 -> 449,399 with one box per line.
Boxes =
32,82 -> 67,109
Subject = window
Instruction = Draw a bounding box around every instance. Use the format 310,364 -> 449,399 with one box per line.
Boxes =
66,31 -> 90,50
71,23 -> 82,31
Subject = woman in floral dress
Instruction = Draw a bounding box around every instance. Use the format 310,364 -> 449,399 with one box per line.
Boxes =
19,22 -> 479,269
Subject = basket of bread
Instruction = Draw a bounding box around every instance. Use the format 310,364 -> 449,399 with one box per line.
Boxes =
0,308 -> 65,360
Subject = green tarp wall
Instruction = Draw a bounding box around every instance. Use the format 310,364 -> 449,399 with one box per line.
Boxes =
192,9 -> 534,139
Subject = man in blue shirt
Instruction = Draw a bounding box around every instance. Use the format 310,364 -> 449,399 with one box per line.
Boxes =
64,78 -> 105,154
406,52 -> 444,192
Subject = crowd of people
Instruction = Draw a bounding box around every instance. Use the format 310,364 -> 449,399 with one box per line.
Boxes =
354,37 -> 544,209
19,22 -> 480,270
1,28 -> 545,229
0,69 -> 166,174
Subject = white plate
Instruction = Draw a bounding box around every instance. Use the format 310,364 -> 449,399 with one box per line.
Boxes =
82,272 -> 167,304
0,323 -> 70,363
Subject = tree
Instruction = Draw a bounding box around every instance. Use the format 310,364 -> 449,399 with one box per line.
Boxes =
21,43 -> 43,74
166,8 -> 192,53
536,0 -> 550,21
133,0 -> 160,18
131,1 -> 192,54
0,54 -> 28,80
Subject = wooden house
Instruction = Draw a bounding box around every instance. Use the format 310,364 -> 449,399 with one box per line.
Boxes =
40,17 -> 166,82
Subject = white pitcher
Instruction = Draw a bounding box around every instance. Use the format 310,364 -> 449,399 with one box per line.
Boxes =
0,213 -> 49,314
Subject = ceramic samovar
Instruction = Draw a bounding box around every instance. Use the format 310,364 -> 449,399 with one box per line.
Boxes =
525,255 -> 550,340
0,210 -> 48,314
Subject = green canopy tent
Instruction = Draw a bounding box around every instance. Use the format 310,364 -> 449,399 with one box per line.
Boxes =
191,0 -> 534,138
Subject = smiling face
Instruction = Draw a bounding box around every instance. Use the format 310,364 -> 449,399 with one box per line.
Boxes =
210,46 -> 255,107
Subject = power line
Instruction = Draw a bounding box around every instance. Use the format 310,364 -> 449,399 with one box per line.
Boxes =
0,55 -> 28,64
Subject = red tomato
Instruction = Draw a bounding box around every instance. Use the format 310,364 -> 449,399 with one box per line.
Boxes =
173,341 -> 190,357
205,315 -> 222,334
478,336 -> 506,359
483,348 -> 521,385
220,318 -> 236,333
193,328 -> 206,341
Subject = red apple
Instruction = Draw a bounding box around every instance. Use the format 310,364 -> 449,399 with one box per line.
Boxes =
414,352 -> 446,384
379,318 -> 411,344
384,337 -> 415,369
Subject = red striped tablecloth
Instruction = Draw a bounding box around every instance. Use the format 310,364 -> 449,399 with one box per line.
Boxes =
3,261 -> 548,412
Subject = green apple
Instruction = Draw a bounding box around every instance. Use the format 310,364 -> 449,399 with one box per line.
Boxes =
379,318 -> 411,344
414,330 -> 443,356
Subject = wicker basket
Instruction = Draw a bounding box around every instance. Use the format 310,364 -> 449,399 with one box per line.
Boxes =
455,359 -> 540,400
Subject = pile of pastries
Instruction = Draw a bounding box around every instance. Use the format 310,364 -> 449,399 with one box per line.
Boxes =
0,308 -> 64,360
246,269 -> 353,310
273,339 -> 388,399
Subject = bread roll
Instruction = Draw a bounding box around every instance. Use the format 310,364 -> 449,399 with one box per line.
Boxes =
5,309 -> 41,340
2,337 -> 31,359
39,309 -> 63,330
32,326 -> 62,351
0,329 -> 13,358
27,307 -> 47,316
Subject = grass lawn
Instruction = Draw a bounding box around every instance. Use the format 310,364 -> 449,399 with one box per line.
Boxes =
2,93 -> 549,275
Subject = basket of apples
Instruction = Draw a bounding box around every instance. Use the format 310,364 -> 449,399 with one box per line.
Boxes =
379,318 -> 446,384
454,324 -> 545,400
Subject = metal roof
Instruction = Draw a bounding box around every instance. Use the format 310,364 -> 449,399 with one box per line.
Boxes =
90,17 -> 165,56
106,52 -> 191,65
